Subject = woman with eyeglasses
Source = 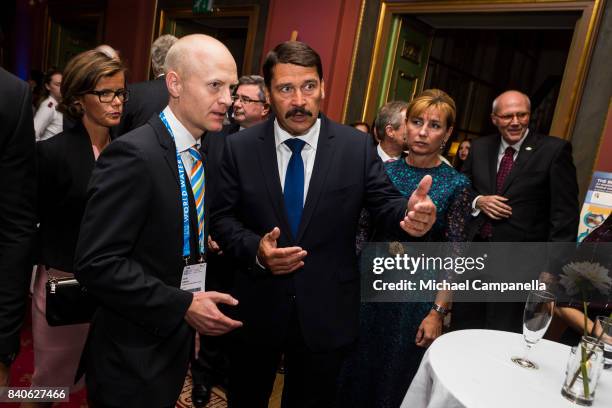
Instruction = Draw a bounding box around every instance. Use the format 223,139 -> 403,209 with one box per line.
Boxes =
27,50 -> 127,406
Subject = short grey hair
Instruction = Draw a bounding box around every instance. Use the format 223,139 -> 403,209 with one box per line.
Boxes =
375,101 -> 409,141
151,34 -> 178,77
237,75 -> 266,102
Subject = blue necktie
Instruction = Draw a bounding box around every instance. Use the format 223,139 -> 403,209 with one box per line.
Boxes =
284,138 -> 306,237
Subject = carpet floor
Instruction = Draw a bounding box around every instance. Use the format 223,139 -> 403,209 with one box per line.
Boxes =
2,310 -> 227,408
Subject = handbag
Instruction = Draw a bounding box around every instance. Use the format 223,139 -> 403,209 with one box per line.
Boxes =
45,271 -> 97,326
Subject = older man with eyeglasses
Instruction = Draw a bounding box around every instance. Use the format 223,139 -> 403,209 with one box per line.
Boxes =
231,75 -> 271,130
454,89 -> 580,333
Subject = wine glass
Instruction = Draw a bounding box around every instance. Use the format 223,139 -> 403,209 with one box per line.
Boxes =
511,289 -> 556,369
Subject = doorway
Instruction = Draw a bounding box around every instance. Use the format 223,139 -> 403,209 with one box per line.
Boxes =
355,1 -> 604,145
44,11 -> 104,70
157,5 -> 259,77
382,12 -> 576,161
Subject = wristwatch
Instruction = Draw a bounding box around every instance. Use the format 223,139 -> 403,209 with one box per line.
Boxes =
0,352 -> 16,368
431,303 -> 450,316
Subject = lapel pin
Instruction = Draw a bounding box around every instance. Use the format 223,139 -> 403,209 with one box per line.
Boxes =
525,146 -> 533,151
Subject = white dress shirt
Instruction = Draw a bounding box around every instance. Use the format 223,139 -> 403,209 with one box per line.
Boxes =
161,106 -> 201,179
377,144 -> 401,162
274,118 -> 320,204
495,128 -> 528,170
34,96 -> 63,142
471,129 -> 529,214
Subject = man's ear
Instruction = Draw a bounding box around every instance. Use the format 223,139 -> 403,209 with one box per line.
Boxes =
166,71 -> 182,98
384,124 -> 395,140
321,79 -> 325,100
261,103 -> 271,117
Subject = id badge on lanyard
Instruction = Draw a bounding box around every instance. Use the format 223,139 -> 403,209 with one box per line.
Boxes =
159,111 -> 206,292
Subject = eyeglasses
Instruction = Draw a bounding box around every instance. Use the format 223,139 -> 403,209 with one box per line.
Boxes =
493,111 -> 530,123
86,89 -> 130,103
232,94 -> 265,105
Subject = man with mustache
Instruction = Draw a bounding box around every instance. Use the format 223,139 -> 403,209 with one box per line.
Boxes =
455,90 -> 579,332
210,41 -> 437,408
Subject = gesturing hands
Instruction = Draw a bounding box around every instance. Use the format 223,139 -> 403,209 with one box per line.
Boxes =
476,195 -> 512,220
401,175 -> 437,237
257,227 -> 307,275
185,291 -> 243,336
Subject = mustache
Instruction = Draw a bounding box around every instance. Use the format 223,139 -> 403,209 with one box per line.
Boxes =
285,107 -> 313,119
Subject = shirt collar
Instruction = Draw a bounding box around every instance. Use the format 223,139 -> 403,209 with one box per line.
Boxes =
377,144 -> 401,162
500,128 -> 529,153
274,118 -> 320,150
162,106 -> 201,153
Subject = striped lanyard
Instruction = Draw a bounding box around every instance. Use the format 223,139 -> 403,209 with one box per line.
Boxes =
159,111 -> 205,260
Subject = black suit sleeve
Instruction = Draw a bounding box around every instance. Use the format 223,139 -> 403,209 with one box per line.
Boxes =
75,139 -> 192,338
362,138 -> 410,239
0,79 -> 36,354
548,141 -> 579,242
209,136 -> 263,274
461,146 -> 474,181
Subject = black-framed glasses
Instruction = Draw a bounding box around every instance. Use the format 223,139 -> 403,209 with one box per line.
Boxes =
86,89 -> 130,103
232,94 -> 265,105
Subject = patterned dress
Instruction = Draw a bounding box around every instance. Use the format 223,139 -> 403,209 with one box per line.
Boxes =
340,159 -> 473,408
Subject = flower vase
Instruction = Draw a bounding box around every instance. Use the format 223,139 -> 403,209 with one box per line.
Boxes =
561,336 -> 605,406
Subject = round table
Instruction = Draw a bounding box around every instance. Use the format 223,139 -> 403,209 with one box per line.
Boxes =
401,329 -> 612,408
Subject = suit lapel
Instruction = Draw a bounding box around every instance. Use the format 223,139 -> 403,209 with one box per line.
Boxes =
296,115 -> 334,242
71,123 -> 96,188
256,118 -> 293,237
500,130 -> 538,194
487,136 -> 500,194
151,115 -> 200,258
151,115 -> 180,187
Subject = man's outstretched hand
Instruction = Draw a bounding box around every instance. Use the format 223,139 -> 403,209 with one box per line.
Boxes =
257,227 -> 307,275
401,175 -> 436,237
185,291 -> 243,336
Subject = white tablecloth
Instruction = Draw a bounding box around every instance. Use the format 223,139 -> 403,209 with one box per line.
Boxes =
401,329 -> 612,408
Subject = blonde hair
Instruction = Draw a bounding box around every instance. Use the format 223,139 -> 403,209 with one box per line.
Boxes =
58,50 -> 125,120
406,89 -> 456,129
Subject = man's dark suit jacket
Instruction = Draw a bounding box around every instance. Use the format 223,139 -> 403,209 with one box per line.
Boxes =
210,114 -> 408,352
37,123 -> 96,271
457,131 -> 579,332
463,131 -> 579,242
0,68 -> 36,356
75,115 -> 204,407
116,76 -> 169,136
202,122 -> 239,290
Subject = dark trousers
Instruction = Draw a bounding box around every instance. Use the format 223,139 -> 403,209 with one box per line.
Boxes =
191,334 -> 229,388
451,235 -> 524,333
191,254 -> 233,388
227,312 -> 347,408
